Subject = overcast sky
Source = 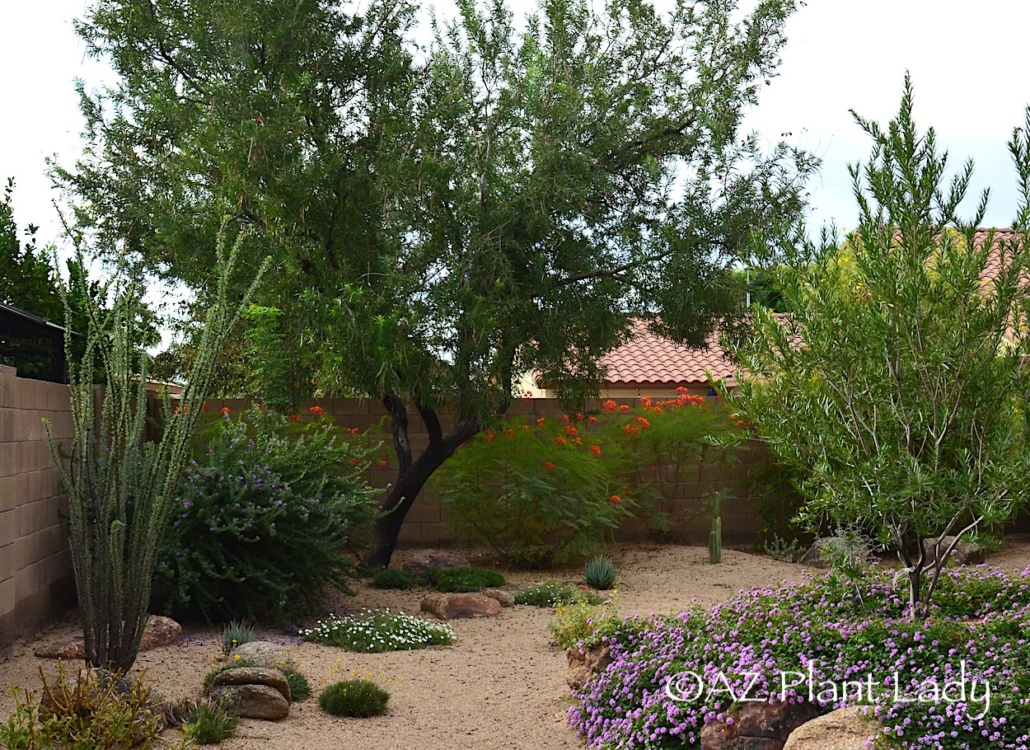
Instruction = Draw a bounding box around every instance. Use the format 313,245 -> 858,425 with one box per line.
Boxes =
2,0 -> 1030,252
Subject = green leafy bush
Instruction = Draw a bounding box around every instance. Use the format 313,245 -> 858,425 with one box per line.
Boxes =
584,555 -> 616,590
371,569 -> 419,590
0,664 -> 169,750
318,680 -> 390,718
515,581 -> 604,608
153,407 -> 380,622
549,600 -> 622,650
221,620 -> 255,656
432,418 -> 633,567
301,610 -> 455,652
424,567 -> 505,592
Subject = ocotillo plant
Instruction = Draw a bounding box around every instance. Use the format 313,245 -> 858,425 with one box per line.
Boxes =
45,232 -> 267,672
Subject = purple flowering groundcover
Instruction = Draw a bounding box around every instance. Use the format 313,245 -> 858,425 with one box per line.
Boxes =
570,566 -> 1030,749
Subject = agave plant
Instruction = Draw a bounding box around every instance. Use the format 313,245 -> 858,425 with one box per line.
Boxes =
585,555 -> 617,590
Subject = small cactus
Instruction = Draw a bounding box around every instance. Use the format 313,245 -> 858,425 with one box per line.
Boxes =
708,495 -> 723,564
584,554 -> 617,590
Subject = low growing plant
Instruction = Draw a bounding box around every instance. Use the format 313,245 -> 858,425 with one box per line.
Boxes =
174,698 -> 239,745
318,680 -> 390,718
549,600 -> 621,650
281,667 -> 311,702
221,620 -> 255,656
584,555 -> 616,590
424,567 -> 505,592
0,664 -> 172,750
371,569 -> 419,590
154,407 -> 380,622
515,581 -> 604,608
301,610 -> 455,652
570,565 -> 1030,749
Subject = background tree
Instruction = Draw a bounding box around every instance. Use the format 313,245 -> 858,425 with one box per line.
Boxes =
723,78 -> 1030,615
60,0 -> 814,567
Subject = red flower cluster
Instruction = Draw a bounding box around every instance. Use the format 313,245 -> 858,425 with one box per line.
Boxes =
221,406 -> 231,415
555,436 -> 566,446
310,405 -> 325,417
610,494 -> 622,506
542,461 -> 557,471
376,460 -> 388,469
590,444 -> 602,457
289,414 -> 302,422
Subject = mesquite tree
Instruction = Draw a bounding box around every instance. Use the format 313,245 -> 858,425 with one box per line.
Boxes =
58,0 -> 814,568
45,235 -> 266,671
723,77 -> 1030,616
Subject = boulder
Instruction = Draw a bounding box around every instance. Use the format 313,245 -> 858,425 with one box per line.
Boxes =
700,699 -> 821,750
921,536 -> 986,567
783,706 -> 877,750
402,549 -> 470,576
565,645 -> 612,691
420,592 -> 501,620
481,588 -> 516,608
210,684 -> 290,721
228,641 -> 296,671
34,615 -> 181,660
212,667 -> 291,702
139,615 -> 181,651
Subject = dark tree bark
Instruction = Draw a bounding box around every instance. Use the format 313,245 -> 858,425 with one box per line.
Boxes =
363,394 -> 481,569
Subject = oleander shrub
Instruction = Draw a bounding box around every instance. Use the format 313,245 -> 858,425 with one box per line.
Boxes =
424,567 -> 505,592
153,407 -> 380,622
570,565 -> 1030,750
371,569 -> 419,590
301,610 -> 455,652
318,680 -> 390,718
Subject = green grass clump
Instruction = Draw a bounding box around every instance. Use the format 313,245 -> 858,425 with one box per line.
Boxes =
179,698 -> 240,745
280,667 -> 311,701
372,569 -> 419,590
424,566 -> 506,592
318,680 -> 390,718
221,619 -> 255,656
515,580 -> 604,607
584,554 -> 617,590
301,610 -> 455,652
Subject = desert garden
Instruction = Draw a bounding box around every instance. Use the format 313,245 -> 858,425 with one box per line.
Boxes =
7,0 -> 1030,749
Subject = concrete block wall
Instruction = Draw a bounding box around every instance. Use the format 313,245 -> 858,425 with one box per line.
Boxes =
0,365 -> 77,655
204,396 -> 765,548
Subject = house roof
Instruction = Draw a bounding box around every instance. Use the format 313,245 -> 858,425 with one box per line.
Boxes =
599,320 -> 736,387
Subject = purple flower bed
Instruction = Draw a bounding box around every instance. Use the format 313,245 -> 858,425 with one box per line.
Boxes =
570,566 -> 1030,749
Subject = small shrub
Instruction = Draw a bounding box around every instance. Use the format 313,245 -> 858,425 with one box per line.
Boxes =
153,407 -> 380,622
280,667 -> 311,702
424,567 -> 505,592
301,610 -> 455,652
761,534 -> 804,563
515,581 -> 604,608
179,698 -> 240,745
549,601 -> 620,650
221,620 -> 255,656
0,664 -> 167,749
372,569 -> 418,590
584,555 -> 616,590
318,680 -> 389,718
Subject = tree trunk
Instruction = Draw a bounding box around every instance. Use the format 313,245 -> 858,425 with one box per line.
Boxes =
362,395 -> 481,569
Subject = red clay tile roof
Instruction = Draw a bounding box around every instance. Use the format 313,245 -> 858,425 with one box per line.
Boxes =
599,320 -> 736,387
